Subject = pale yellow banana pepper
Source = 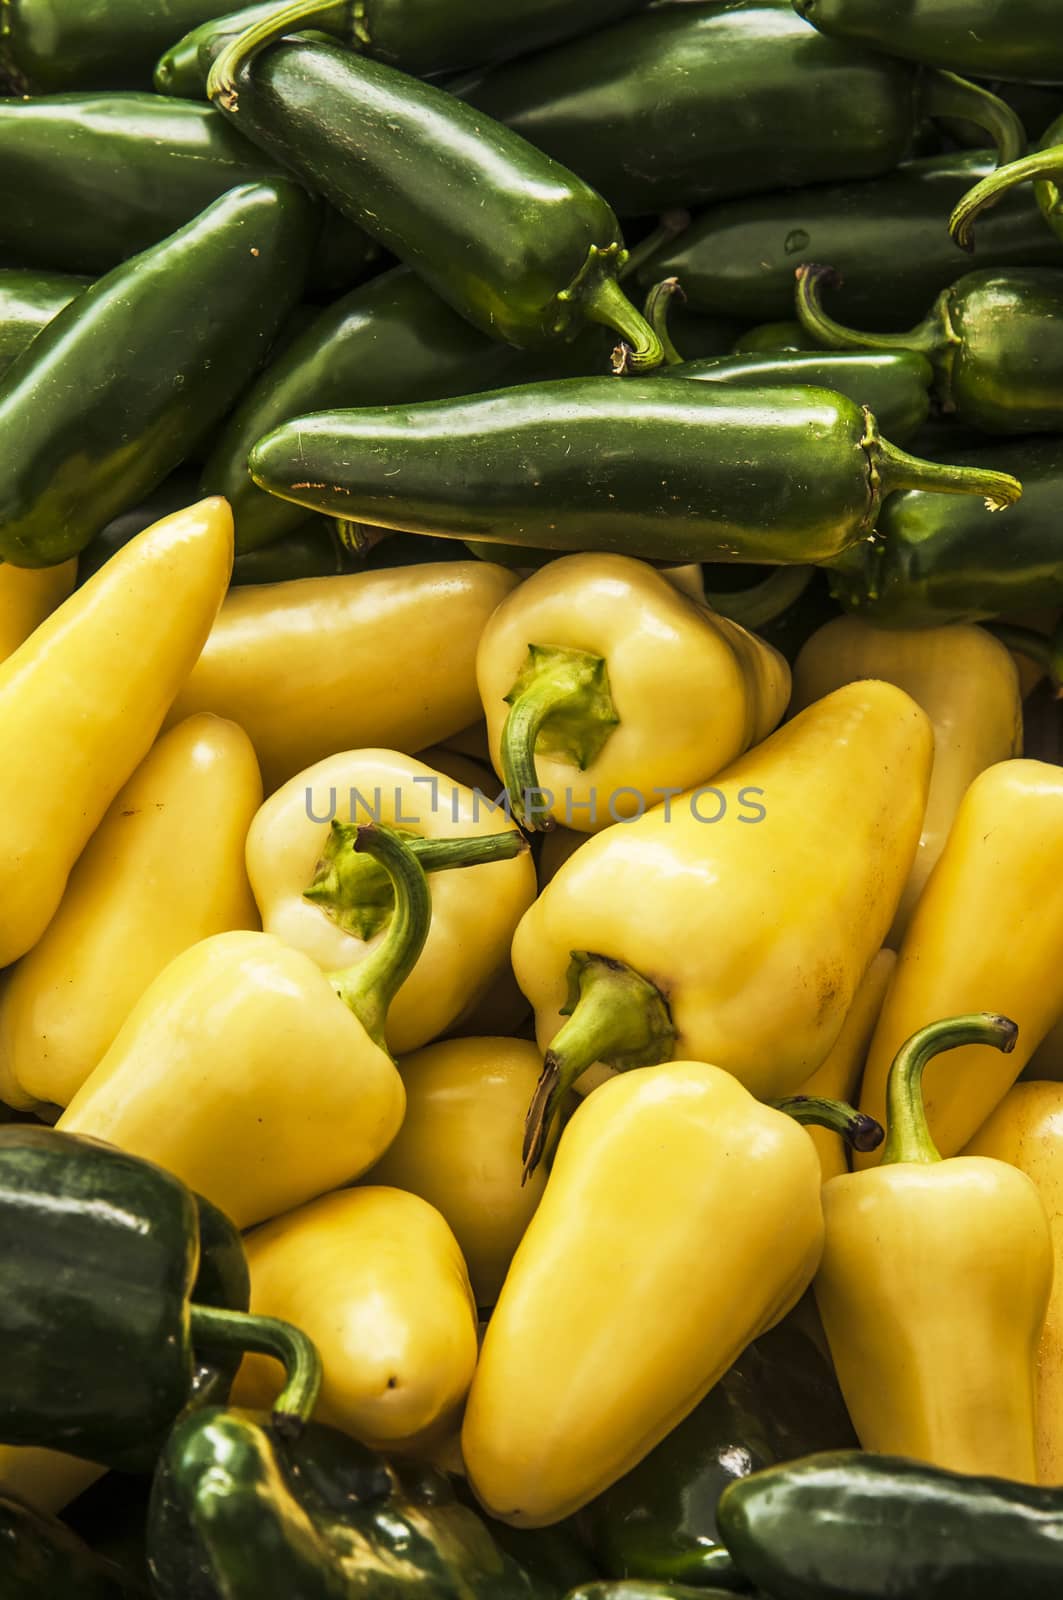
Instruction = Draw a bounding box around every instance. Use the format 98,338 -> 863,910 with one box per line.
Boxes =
477,552 -> 789,832
246,750 -> 535,1054
232,1187 -> 478,1453
0,499 -> 232,969
790,618 -> 1021,944
0,560 -> 77,664
0,714 -> 262,1110
369,1037 -> 549,1307
858,760 -> 1063,1163
166,562 -> 517,792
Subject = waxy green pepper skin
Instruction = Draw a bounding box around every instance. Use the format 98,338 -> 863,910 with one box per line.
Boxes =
0,181 -> 313,568
793,0 -> 1063,87
0,1493 -> 143,1599
248,378 -> 1022,565
0,270 -> 88,381
0,0 -> 221,93
461,2 -> 1025,219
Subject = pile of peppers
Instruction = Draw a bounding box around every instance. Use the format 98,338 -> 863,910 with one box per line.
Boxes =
3,1 -> 1063,1597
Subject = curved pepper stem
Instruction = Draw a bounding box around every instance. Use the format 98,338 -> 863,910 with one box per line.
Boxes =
772,1095 -> 883,1153
866,425 -> 1023,513
642,278 -> 687,367
501,645 -> 619,832
987,623 -> 1063,698
523,951 -> 676,1182
949,146 -> 1063,252
881,1013 -> 1019,1166
917,70 -> 1026,169
705,566 -> 814,630
793,264 -> 947,363
189,1306 -> 322,1435
575,265 -> 665,375
207,0 -> 350,110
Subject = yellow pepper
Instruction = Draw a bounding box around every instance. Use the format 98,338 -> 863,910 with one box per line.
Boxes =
794,949 -> 897,1183
166,562 -> 517,792
965,1082 -> 1063,1483
0,499 -> 232,969
857,760 -> 1063,1162
514,680 -> 933,1173
0,714 -> 262,1111
477,553 -> 789,832
816,1014 -> 1052,1482
0,560 -> 77,664
0,1447 -> 103,1517
232,1188 -> 478,1453
368,1037 -> 549,1307
246,750 -> 535,1054
790,618 -> 1021,944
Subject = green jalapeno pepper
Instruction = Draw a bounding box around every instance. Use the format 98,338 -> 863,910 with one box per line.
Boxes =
0,270 -> 89,381
458,2 -> 1024,219
795,263 -> 1063,434
247,377 -> 1021,565
950,112 -> 1063,252
0,0 -> 222,94
568,1588 -> 753,1600
0,1493 -> 143,1599
732,323 -> 819,351
0,180 -> 313,569
718,1450 -> 1063,1599
793,0 -> 1063,87
204,36 -> 662,367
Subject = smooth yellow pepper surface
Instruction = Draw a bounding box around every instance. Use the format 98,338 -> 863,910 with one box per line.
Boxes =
0,499 -> 232,969
232,1188 -> 478,1453
0,1446 -> 103,1517
461,1061 -> 826,1527
0,560 -> 77,664
478,553 -> 789,832
817,1016 -> 1052,1483
0,714 -> 262,1110
369,1037 -> 549,1307
965,1082 -> 1063,1484
857,760 -> 1063,1162
166,562 -> 517,792
246,750 -> 535,1054
791,618 -> 1022,944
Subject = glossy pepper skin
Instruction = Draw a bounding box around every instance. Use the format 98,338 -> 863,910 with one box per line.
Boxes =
720,1452 -> 1063,1600
791,618 -> 1022,943
165,562 -> 517,792
0,557 -> 76,664
0,499 -> 232,970
0,1493 -> 141,1599
0,0 -> 222,93
248,379 -> 1022,566
0,714 -> 262,1112
793,0 -> 1063,86
581,1322 -> 857,1586
0,269 -> 88,379
644,152 -> 1060,330
857,761 -> 1063,1161
0,183 -> 312,569
205,38 -> 662,367
148,1409 -> 554,1600
462,2 -> 1024,219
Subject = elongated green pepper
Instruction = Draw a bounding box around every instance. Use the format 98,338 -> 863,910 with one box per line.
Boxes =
0,1494 -> 143,1599
0,270 -> 88,381
0,0 -> 221,93
950,113 -> 1063,252
248,378 -> 1021,565
647,151 -> 1059,330
793,0 -> 1063,87
0,181 -> 312,568
459,2 -> 1024,218
205,36 -> 662,367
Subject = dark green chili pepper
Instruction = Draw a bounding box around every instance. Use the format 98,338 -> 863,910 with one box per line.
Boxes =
0,1493 -> 144,1599
793,0 -> 1063,87
795,263 -> 1063,434
204,36 -> 663,367
0,0 -> 222,94
247,377 -> 1022,565
732,323 -> 819,352
647,151 -> 1059,330
458,2 -> 1025,219
0,269 -> 89,381
950,113 -> 1063,251
566,1587 -> 752,1600
825,434 -> 1063,626
0,180 -> 313,569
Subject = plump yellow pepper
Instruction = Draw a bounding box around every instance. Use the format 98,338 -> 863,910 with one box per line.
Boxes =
478,553 -> 789,832
857,761 -> 1063,1162
514,680 -> 932,1172
232,1187 -> 478,1453
791,618 -> 1022,944
0,560 -> 77,664
166,562 -> 517,792
0,1447 -> 103,1517
246,750 -> 535,1055
817,1015 -> 1052,1482
461,1062 -> 864,1527
0,714 -> 262,1111
0,499 -> 232,969
368,1037 -> 549,1307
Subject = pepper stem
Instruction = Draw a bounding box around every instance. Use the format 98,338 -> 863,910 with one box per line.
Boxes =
580,273 -> 665,375
642,278 -> 687,366
501,645 -> 619,832
949,146 -> 1063,250
326,823 -> 432,1051
306,819 -> 527,939
207,0 -> 347,110
880,1013 -> 1018,1166
772,1095 -> 884,1153
794,264 -> 945,361
868,428 -> 1023,512
918,70 -> 1026,168
618,210 -> 691,283
189,1306 -> 322,1435
523,951 -> 676,1181
986,623 -> 1063,697
705,566 -> 814,630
